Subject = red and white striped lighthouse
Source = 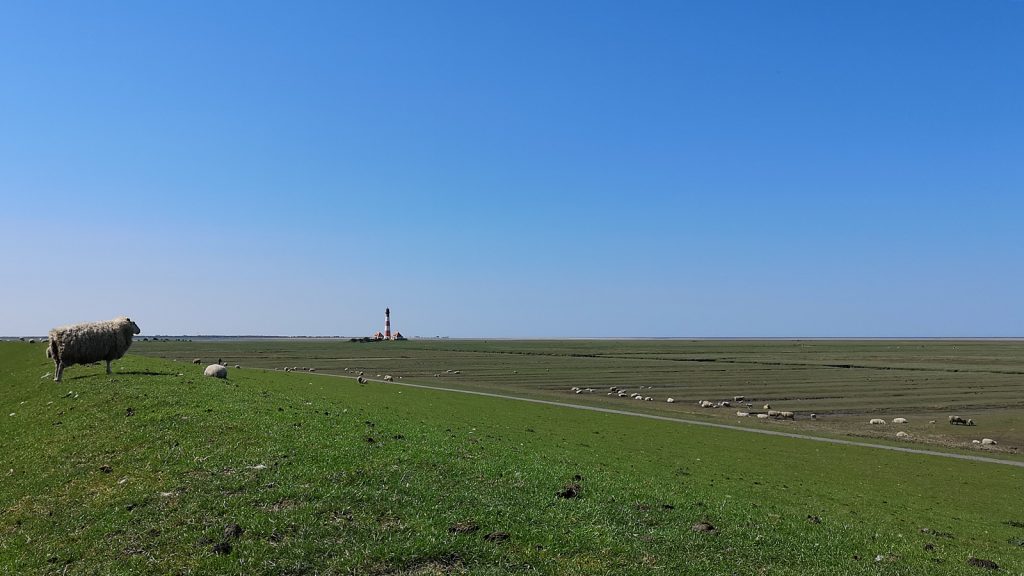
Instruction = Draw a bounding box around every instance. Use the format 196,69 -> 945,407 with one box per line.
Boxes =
384,307 -> 391,340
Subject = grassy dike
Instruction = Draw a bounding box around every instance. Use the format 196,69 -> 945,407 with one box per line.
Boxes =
2,342 -> 1022,575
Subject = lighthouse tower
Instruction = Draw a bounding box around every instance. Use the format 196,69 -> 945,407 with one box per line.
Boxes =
385,307 -> 391,340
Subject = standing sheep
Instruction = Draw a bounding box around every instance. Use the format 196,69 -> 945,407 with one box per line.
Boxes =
47,317 -> 141,382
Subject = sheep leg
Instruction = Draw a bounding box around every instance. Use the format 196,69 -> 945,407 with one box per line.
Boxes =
54,362 -> 63,382
106,360 -> 112,374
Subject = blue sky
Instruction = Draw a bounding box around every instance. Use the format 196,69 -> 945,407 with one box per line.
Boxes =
2,1 -> 1022,337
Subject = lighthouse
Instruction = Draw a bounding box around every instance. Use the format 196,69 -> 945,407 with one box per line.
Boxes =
385,307 -> 391,340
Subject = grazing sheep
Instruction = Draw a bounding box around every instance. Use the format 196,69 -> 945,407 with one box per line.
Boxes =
192,358 -> 202,364
204,364 -> 228,379
981,438 -> 997,445
972,439 -> 981,444
666,398 -> 675,403
28,339 -> 36,344
778,411 -> 795,420
644,396 -> 652,401
967,418 -> 975,426
234,364 -> 241,369
357,376 -> 367,384
699,400 -> 714,408
767,410 -> 780,418
810,413 -> 817,420
896,431 -> 909,439
892,418 -> 908,424
634,396 -> 643,401
736,411 -> 750,417
756,413 -> 770,419
734,396 -> 745,402
384,375 -> 394,382
720,401 -> 731,408
949,415 -> 975,426
47,317 -> 141,382
869,418 -> 886,425
929,420 -> 936,424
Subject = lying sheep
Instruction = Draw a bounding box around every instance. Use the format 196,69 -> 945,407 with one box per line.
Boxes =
357,376 -> 367,384
756,413 -> 769,419
736,411 -> 750,417
384,375 -> 393,382
869,418 -> 886,425
892,417 -> 908,424
699,400 -> 714,408
47,317 -> 141,382
981,438 -> 997,445
763,403 -> 771,410
666,398 -> 675,403
204,364 -> 227,378
949,415 -> 975,426
896,431 -> 909,439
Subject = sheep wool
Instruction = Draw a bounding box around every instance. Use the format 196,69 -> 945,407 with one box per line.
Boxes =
204,364 -> 228,379
47,316 -> 141,382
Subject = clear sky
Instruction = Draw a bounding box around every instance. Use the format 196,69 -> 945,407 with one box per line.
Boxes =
2,1 -> 1022,337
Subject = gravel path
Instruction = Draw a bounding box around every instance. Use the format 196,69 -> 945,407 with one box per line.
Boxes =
277,370 -> 1024,468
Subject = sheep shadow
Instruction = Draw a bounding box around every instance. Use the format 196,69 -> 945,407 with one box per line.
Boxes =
55,370 -> 177,381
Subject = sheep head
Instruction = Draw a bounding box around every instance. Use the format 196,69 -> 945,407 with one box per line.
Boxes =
117,316 -> 141,335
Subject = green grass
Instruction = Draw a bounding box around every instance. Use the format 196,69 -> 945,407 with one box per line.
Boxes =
3,341 -> 1024,575
134,338 -> 1024,452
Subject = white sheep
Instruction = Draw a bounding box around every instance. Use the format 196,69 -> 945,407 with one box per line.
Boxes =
892,418 -> 908,424
699,400 -> 714,408
763,403 -> 771,410
869,418 -> 886,425
896,431 -> 909,439
47,316 -> 141,382
384,375 -> 394,382
756,413 -> 770,419
666,398 -> 675,403
736,411 -> 750,417
204,364 -> 228,379
810,413 -> 817,420
981,438 -> 997,445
